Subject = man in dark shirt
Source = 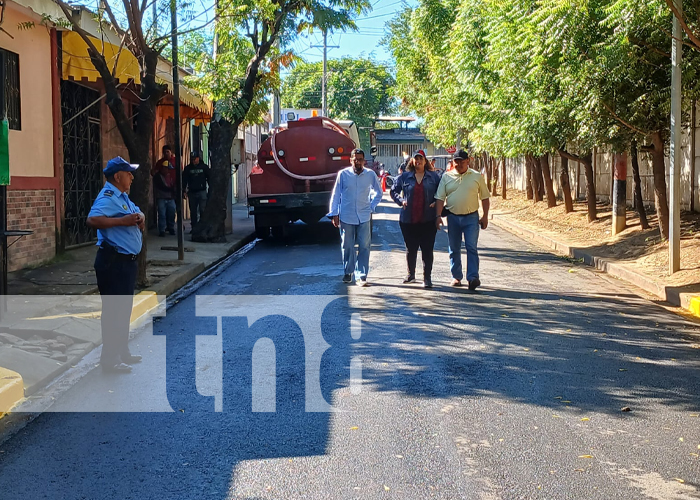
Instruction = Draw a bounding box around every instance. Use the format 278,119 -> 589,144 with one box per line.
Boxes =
183,151 -> 210,231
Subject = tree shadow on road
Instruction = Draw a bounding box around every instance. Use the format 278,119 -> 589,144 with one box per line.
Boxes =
349,270 -> 700,420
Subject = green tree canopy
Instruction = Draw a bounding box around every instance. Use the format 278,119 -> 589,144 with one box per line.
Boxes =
281,57 -> 396,148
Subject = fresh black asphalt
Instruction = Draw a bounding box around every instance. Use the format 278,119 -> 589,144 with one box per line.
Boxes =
1,199 -> 700,499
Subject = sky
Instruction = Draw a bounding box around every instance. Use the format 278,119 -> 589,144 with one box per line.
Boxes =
284,0 -> 415,73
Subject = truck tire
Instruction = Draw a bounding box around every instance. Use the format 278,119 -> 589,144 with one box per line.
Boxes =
271,225 -> 286,239
255,222 -> 270,239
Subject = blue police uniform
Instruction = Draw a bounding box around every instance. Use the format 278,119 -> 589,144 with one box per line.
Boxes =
89,181 -> 143,255
88,158 -> 144,372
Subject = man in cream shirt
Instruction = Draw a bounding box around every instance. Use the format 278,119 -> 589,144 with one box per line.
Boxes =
434,149 -> 490,290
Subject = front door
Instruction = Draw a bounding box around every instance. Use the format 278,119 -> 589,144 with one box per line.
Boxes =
61,80 -> 102,247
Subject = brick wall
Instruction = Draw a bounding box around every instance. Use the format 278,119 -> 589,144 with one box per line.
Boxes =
7,189 -> 56,271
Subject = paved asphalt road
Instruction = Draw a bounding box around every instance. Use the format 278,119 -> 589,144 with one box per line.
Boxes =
1,198 -> 700,499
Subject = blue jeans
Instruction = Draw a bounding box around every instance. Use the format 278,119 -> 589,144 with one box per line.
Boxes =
340,221 -> 371,280
157,198 -> 176,233
447,212 -> 480,281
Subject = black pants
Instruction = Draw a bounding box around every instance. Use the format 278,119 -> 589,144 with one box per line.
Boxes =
399,221 -> 437,278
94,248 -> 138,365
188,189 -> 208,227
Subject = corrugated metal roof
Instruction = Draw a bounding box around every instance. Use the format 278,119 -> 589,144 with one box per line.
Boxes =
376,134 -> 425,142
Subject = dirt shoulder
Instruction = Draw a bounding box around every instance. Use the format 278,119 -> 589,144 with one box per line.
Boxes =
490,191 -> 700,289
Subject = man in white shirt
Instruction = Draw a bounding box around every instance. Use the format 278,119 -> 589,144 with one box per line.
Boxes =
328,149 -> 383,286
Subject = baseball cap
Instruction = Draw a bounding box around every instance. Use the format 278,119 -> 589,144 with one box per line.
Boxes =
452,149 -> 469,161
103,156 -> 139,176
413,149 -> 427,159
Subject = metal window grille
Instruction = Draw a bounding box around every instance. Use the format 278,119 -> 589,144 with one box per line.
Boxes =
0,49 -> 20,130
61,80 -> 102,247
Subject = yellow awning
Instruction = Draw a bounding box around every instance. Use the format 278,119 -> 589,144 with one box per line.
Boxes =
62,31 -> 212,116
62,32 -> 141,84
156,77 -> 212,116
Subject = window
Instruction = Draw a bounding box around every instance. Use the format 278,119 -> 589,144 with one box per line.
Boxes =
0,48 -> 20,130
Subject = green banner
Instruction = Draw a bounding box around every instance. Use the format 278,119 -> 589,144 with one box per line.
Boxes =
0,119 -> 9,186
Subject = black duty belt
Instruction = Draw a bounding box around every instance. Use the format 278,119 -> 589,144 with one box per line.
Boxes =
99,244 -> 139,261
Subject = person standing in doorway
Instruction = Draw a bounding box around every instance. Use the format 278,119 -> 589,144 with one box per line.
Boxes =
328,148 -> 383,286
183,151 -> 209,233
390,149 -> 441,288
87,157 -> 144,374
152,145 -> 176,237
434,149 -> 490,290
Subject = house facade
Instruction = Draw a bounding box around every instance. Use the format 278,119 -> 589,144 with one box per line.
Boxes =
2,0 -> 211,271
2,0 -> 64,270
373,128 -> 450,174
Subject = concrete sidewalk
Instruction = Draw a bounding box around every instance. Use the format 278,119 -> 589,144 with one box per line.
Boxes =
490,213 -> 700,319
0,204 -> 255,413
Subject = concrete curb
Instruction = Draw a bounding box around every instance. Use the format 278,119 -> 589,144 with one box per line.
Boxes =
0,368 -> 23,416
0,230 -> 256,414
490,213 -> 700,318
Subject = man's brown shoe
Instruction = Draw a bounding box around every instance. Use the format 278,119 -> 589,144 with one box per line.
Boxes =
450,279 -> 462,287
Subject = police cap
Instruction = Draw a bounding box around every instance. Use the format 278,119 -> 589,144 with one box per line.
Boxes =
104,156 -> 139,176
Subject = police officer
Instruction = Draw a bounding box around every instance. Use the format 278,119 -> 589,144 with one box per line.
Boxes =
87,156 -> 145,374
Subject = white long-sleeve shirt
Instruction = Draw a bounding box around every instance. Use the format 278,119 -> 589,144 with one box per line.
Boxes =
327,167 -> 383,225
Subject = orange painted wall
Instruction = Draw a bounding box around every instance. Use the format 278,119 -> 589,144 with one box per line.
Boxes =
3,4 -> 54,178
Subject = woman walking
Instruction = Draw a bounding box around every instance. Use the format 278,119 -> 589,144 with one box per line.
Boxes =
390,149 -> 441,288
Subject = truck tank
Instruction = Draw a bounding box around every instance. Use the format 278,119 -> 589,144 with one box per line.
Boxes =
249,117 -> 357,237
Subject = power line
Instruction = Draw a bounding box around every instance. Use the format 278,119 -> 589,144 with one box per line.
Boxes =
369,1 -> 406,13
356,12 -> 397,21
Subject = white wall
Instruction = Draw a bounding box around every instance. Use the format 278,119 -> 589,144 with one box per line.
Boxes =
508,114 -> 700,212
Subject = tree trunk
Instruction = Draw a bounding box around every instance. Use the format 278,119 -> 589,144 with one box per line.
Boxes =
537,158 -> 546,199
103,49 -> 164,287
559,148 -> 596,221
195,33 -> 276,242
525,155 -> 534,200
501,157 -> 507,199
559,155 -> 574,213
539,154 -> 557,208
649,131 -> 670,239
191,119 -> 237,242
630,140 -> 650,229
485,154 -> 492,190
491,157 -> 499,196
529,154 -> 543,202
582,152 -> 597,222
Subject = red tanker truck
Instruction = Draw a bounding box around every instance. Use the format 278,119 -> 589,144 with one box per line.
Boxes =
248,116 -> 359,238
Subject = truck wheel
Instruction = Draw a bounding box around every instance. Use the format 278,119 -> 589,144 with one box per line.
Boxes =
255,224 -> 270,239
271,225 -> 286,239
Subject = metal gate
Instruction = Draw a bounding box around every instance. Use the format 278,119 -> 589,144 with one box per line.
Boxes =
61,80 -> 102,247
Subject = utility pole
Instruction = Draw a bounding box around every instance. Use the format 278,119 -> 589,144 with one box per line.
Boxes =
270,37 -> 281,127
311,31 -> 338,117
669,0 -> 682,273
171,0 -> 184,260
322,30 -> 327,116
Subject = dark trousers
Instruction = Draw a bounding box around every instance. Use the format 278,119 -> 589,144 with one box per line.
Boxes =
94,248 -> 138,365
188,189 -> 208,227
399,221 -> 437,278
